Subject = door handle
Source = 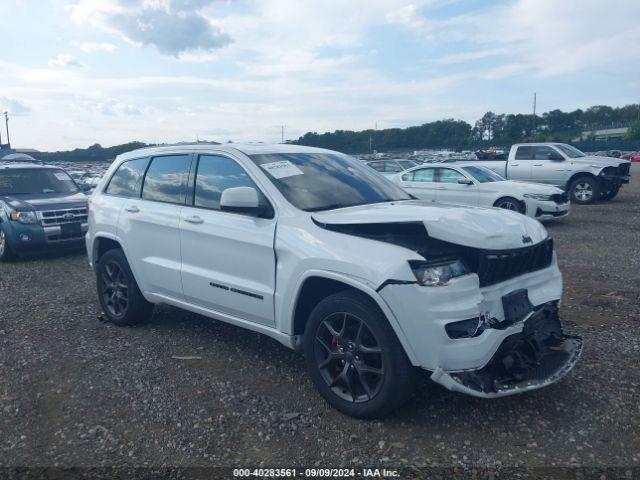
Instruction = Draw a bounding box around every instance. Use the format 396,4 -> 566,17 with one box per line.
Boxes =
183,215 -> 204,225
125,205 -> 139,213
436,187 -> 447,190
510,163 -> 519,166
533,164 -> 543,166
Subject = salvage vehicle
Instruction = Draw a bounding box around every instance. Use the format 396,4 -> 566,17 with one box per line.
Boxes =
464,143 -> 630,204
392,163 -> 570,220
0,161 -> 89,261
86,144 -> 582,418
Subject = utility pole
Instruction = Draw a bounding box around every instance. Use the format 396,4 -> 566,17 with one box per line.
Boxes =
532,93 -> 537,135
281,125 -> 284,144
3,112 -> 9,148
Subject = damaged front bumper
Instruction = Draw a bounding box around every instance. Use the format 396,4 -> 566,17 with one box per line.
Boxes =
431,304 -> 582,398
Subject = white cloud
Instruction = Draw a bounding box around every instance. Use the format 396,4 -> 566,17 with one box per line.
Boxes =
48,53 -> 83,68
75,42 -> 117,53
0,97 -> 31,116
386,4 -> 428,30
70,0 -> 231,56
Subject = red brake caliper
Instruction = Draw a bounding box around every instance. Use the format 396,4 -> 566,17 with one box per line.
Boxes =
331,336 -> 342,372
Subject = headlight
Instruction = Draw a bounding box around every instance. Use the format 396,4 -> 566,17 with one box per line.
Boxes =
409,259 -> 469,286
10,211 -> 38,224
523,193 -> 552,201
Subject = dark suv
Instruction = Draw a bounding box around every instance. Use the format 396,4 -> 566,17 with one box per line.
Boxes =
0,162 -> 89,261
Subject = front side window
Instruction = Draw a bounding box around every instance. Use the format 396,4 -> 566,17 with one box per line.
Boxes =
141,155 -> 191,204
249,153 -> 410,211
438,168 -> 467,183
398,160 -> 417,170
106,158 -> 148,197
0,168 -> 79,195
532,146 -> 560,160
194,155 -> 266,211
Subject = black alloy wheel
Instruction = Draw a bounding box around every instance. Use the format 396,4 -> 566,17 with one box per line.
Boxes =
100,260 -> 129,319
96,248 -> 153,326
494,197 -> 524,214
303,290 -> 414,418
314,312 -> 385,403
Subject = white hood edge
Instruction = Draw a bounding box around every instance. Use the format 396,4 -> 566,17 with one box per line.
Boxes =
312,200 -> 549,251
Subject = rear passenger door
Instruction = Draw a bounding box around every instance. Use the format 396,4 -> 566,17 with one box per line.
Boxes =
508,146 -> 534,181
398,167 -> 439,201
179,154 -> 277,327
119,154 -> 192,297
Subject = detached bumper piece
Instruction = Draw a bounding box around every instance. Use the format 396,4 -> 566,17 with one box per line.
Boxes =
433,305 -> 582,398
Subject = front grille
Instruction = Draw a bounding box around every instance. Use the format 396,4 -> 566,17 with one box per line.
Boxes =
474,238 -> 554,287
38,207 -> 88,226
550,192 -> 568,204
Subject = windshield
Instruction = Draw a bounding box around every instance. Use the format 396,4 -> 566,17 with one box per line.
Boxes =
555,144 -> 586,158
0,168 -> 79,195
462,166 -> 505,183
249,153 -> 411,211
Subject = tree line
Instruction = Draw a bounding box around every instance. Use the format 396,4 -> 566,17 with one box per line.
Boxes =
294,103 -> 640,153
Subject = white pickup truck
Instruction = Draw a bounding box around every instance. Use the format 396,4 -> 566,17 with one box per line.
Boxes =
464,143 -> 631,204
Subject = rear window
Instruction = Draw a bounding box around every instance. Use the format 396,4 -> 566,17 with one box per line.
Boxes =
106,158 -> 149,197
141,155 -> 191,204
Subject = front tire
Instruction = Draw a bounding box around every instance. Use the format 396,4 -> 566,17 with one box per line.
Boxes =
303,290 -> 414,418
569,176 -> 600,205
96,249 -> 153,326
0,227 -> 16,262
494,196 -> 525,214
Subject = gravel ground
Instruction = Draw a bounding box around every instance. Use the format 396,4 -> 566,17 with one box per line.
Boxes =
1,165 -> 639,475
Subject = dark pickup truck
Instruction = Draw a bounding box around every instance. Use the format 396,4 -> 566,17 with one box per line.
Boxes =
0,162 -> 89,261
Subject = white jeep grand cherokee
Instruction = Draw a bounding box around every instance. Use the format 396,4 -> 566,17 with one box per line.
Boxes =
86,144 -> 582,418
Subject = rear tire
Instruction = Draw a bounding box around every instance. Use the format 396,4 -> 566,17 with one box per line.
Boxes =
0,227 -> 16,262
303,290 -> 414,418
599,185 -> 620,201
494,196 -> 525,214
96,248 -> 153,326
569,176 -> 600,205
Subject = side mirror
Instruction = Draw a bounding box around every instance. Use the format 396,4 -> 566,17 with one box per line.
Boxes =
80,184 -> 92,192
457,178 -> 473,185
220,187 -> 266,216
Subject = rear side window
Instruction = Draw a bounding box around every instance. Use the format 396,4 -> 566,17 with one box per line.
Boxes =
193,155 -> 266,211
405,168 -> 436,182
141,155 -> 191,204
105,158 -> 149,197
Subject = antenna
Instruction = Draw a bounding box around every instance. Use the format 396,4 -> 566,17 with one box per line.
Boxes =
3,112 -> 9,148
532,93 -> 537,135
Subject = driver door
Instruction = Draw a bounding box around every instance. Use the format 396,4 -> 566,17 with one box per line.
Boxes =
179,153 -> 277,327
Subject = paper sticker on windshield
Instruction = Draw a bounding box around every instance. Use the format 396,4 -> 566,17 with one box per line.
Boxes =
54,172 -> 71,181
260,161 -> 304,179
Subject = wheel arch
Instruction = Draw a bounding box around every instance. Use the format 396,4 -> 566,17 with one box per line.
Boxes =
565,171 -> 598,191
92,234 -> 124,266
289,272 -> 419,365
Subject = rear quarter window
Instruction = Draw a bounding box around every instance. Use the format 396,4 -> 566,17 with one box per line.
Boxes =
106,158 -> 149,197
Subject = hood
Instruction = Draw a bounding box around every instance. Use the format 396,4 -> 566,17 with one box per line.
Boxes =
571,156 -> 630,168
484,181 -> 564,195
1,192 -> 88,211
312,200 -> 548,250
